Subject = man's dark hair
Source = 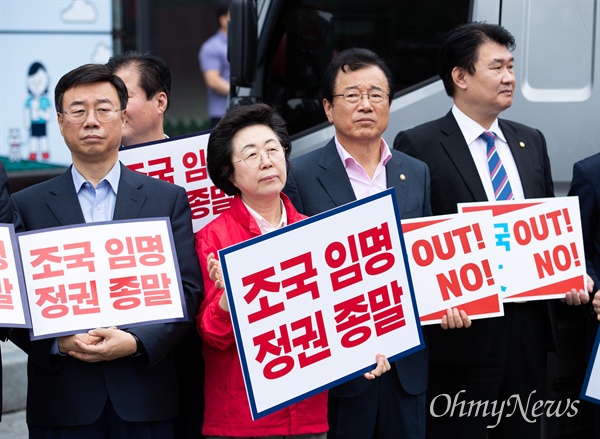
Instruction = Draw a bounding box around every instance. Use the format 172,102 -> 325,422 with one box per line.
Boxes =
321,48 -> 394,105
438,21 -> 516,97
107,51 -> 171,111
207,103 -> 291,196
216,0 -> 229,22
55,63 -> 128,112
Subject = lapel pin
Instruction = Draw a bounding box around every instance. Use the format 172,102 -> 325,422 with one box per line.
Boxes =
400,174 -> 406,181
519,141 -> 525,148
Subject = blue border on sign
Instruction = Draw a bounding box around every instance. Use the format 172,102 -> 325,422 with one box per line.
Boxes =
219,188 -> 425,420
580,325 -> 600,405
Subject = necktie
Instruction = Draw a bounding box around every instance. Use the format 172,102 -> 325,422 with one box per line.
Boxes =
480,131 -> 513,201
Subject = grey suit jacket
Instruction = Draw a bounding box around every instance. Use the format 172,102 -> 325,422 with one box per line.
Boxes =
284,138 -> 431,397
11,163 -> 202,427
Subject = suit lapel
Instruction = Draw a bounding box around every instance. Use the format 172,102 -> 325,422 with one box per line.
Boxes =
46,168 -> 86,225
499,120 -> 536,198
113,164 -> 147,220
440,112 -> 487,201
317,140 -> 357,206
385,153 -> 407,214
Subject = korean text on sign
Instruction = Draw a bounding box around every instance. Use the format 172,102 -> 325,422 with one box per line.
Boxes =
119,132 -> 232,232
17,218 -> 187,339
0,224 -> 30,328
220,189 -> 424,420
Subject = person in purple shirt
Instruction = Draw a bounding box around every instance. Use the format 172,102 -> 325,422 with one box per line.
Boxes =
199,0 -> 230,128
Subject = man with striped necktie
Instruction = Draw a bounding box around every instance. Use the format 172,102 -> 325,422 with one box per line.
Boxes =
394,22 -> 591,438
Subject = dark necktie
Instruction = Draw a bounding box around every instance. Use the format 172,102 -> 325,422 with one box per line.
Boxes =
480,131 -> 513,200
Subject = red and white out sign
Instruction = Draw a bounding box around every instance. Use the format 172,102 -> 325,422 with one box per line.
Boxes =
220,189 -> 423,420
17,218 -> 187,340
119,132 -> 232,232
401,211 -> 504,325
0,224 -> 30,328
458,197 -> 586,302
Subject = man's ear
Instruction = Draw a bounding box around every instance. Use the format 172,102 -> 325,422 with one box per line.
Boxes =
155,92 -> 168,115
57,112 -> 64,136
452,67 -> 468,91
323,99 -> 334,124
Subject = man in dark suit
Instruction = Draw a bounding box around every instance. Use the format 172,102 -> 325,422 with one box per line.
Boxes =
0,161 -> 13,422
10,63 -> 202,438
284,48 -> 469,439
394,22 -> 589,438
568,155 -> 600,439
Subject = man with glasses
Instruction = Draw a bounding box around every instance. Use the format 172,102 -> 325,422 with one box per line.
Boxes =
10,63 -> 202,439
284,48 -> 469,439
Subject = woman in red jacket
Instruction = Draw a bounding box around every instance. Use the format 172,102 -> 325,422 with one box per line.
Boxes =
195,103 -> 389,438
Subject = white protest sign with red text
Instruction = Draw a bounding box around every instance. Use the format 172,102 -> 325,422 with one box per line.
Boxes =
119,132 -> 232,232
401,212 -> 503,325
220,189 -> 423,420
458,197 -> 586,302
0,224 -> 30,328
17,218 -> 187,340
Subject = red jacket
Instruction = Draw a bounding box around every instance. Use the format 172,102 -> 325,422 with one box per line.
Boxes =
195,194 -> 328,437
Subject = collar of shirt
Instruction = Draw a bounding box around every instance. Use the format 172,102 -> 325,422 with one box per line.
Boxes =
243,198 -> 288,235
452,105 -> 506,144
71,161 -> 121,223
334,136 -> 392,200
451,105 -> 524,200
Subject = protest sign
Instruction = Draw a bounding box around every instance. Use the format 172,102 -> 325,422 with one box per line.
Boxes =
458,197 -> 586,301
220,188 -> 423,420
17,218 -> 187,339
0,224 -> 30,328
119,132 -> 232,232
581,326 -> 600,405
401,211 -> 503,324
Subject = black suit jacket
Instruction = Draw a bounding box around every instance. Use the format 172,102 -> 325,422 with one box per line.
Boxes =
568,154 -> 600,351
10,163 -> 202,427
394,110 -> 555,363
284,138 -> 431,397
0,161 -> 13,422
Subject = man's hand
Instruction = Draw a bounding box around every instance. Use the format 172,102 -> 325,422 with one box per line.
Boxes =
67,327 -> 138,363
58,332 -> 103,355
593,291 -> 600,321
563,275 -> 593,306
441,308 -> 471,330
363,354 -> 391,380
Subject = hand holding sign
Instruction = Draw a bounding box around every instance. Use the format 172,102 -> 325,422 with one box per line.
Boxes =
593,291 -> 600,320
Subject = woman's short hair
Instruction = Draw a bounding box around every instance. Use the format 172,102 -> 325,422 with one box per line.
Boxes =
207,103 -> 292,196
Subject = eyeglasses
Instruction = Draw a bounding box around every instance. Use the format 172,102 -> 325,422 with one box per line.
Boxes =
61,106 -> 123,124
232,146 -> 287,168
332,91 -> 390,105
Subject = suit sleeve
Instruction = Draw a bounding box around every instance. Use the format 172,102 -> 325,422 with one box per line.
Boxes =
538,129 -> 555,197
195,228 -> 236,350
0,162 -> 12,224
393,130 -> 422,161
568,161 -> 600,290
283,165 -> 305,214
423,161 -> 433,217
130,186 -> 203,366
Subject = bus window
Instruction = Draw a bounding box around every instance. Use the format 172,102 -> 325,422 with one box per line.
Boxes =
261,0 -> 471,135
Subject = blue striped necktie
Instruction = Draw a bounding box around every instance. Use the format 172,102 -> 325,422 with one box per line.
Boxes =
480,131 -> 514,200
